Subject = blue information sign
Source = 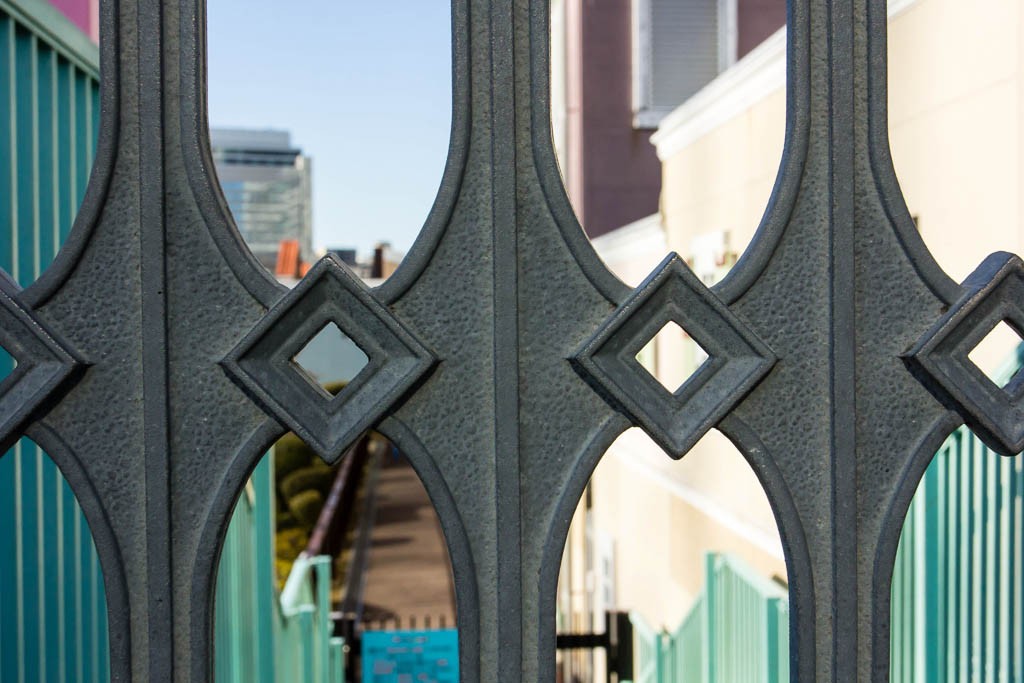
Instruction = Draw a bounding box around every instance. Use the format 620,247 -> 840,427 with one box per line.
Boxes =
361,629 -> 459,683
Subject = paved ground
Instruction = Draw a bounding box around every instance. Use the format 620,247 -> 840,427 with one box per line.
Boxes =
360,457 -> 456,630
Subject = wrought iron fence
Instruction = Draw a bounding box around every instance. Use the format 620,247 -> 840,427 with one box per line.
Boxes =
0,0 -> 1021,679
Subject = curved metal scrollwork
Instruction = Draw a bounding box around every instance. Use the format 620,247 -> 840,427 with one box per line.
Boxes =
0,0 -> 1019,681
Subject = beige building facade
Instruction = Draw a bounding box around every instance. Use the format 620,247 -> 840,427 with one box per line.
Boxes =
559,0 -> 1024,653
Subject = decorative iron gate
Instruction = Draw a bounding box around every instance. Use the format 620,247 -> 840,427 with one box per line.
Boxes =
0,0 -> 1021,681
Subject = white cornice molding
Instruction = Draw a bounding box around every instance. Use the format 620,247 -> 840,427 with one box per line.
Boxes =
651,28 -> 786,161
888,0 -> 921,19
652,0 -> 922,162
591,213 -> 667,265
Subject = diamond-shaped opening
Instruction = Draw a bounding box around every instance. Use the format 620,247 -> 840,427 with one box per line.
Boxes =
292,322 -> 369,396
968,320 -> 1024,389
636,321 -> 710,393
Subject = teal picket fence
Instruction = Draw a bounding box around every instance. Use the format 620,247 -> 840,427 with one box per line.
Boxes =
274,555 -> 347,682
633,349 -> 1023,683
889,346 -> 1024,683
629,611 -> 660,683
215,455 -> 278,683
633,553 -> 789,683
214,450 -> 346,683
0,0 -> 106,681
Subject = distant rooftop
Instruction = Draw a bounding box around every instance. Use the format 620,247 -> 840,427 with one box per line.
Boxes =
210,128 -> 294,152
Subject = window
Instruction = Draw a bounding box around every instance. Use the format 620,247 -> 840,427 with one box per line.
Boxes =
632,0 -> 737,128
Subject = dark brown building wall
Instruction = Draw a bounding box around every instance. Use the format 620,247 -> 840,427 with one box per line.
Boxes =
574,0 -> 662,240
737,0 -> 787,59
565,0 -> 783,240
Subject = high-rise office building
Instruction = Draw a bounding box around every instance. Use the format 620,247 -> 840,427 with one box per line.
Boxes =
211,128 -> 314,269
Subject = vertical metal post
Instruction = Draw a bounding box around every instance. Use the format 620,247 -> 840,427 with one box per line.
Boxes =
703,554 -> 716,683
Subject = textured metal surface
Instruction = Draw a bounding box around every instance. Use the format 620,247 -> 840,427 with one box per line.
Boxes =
0,0 -> 1019,681
0,267 -> 81,452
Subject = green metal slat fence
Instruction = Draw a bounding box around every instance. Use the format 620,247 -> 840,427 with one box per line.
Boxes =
629,612 -> 660,683
633,553 -> 789,683
889,347 -> 1024,683
673,588 -> 707,682
273,555 -> 346,682
0,2 -> 105,682
633,348 -> 1023,683
213,451 -> 346,683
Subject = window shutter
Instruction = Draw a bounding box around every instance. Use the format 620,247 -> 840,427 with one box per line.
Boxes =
650,0 -> 720,109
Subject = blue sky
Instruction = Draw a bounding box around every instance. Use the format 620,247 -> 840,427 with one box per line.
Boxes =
207,0 -> 453,257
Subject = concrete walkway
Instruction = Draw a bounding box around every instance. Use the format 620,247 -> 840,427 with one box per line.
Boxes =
360,458 -> 456,630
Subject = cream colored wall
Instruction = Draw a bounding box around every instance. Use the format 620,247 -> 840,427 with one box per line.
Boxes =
573,0 -> 1024,634
550,0 -> 569,177
888,0 -> 1023,284
586,428 -> 788,630
662,0 -> 1024,271
662,0 -> 1024,369
661,87 -> 785,262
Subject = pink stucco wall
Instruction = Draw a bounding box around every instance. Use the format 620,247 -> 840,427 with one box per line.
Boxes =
47,0 -> 99,42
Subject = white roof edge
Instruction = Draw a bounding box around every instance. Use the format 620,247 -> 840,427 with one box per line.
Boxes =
888,0 -> 921,19
652,0 -> 921,162
590,213 -> 667,263
651,28 -> 786,161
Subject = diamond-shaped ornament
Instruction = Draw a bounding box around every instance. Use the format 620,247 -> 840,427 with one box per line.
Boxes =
573,254 -> 776,458
0,270 -> 82,452
907,252 -> 1024,456
223,255 -> 436,462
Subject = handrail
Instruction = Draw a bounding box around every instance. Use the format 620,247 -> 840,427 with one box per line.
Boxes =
713,552 -> 787,597
335,442 -> 384,682
217,441 -> 355,682
338,445 -> 381,623
275,434 -> 382,682
305,436 -> 368,558
280,554 -> 317,617
275,554 -> 346,682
